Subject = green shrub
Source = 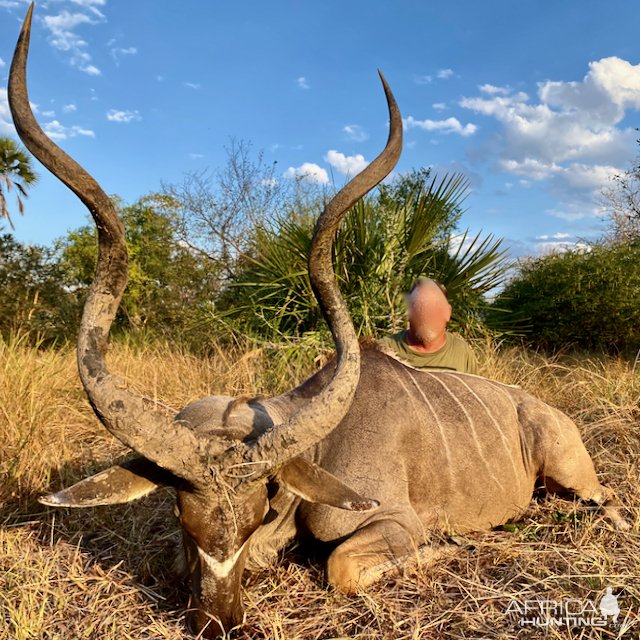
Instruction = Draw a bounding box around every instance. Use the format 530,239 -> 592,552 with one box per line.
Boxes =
493,242 -> 640,352
222,171 -> 510,341
0,233 -> 78,343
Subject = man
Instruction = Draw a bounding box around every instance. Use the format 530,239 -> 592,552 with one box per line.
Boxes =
378,277 -> 479,374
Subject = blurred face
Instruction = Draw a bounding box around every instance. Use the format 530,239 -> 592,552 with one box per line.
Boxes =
407,280 -> 451,345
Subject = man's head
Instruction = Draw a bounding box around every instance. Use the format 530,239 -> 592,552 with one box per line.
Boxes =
407,278 -> 451,346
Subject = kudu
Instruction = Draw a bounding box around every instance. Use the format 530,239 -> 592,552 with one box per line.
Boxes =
10,5 -> 628,638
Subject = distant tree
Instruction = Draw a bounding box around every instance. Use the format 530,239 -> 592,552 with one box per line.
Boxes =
58,195 -> 221,341
0,137 -> 38,228
601,135 -> 640,244
493,241 -> 640,352
161,139 -> 297,282
0,233 -> 77,341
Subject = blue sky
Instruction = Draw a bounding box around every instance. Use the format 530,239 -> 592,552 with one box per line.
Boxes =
1,0 -> 639,258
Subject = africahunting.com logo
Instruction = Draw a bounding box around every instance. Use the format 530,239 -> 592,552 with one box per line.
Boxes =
505,587 -> 620,628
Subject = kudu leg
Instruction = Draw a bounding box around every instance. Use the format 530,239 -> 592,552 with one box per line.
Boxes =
541,413 -> 630,531
326,519 -> 452,593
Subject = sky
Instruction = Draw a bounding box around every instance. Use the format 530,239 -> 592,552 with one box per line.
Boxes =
1,0 -> 640,259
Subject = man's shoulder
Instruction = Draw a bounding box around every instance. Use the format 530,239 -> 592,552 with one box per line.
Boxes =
444,332 -> 479,374
445,331 -> 473,351
377,329 -> 478,374
378,330 -> 407,349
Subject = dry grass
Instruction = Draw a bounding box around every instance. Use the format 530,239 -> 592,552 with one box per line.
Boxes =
1,336 -> 639,639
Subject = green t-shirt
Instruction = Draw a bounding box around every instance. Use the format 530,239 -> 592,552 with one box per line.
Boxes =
378,330 -> 479,375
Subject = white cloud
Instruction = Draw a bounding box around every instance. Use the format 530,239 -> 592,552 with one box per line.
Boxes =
324,150 -> 369,177
0,57 -> 5,68
404,115 -> 477,137
0,89 -> 38,135
462,58 -> 640,171
536,232 -> 571,241
415,69 -> 454,85
297,76 -> 310,90
432,102 -> 447,111
534,237 -> 591,254
62,103 -> 77,113
0,89 -> 93,141
0,0 -> 28,7
540,57 -> 640,118
461,58 -> 640,223
68,0 -> 106,17
106,109 -> 141,123
283,162 -> 329,184
499,158 -> 562,180
343,124 -> 369,142
44,11 -> 94,49
43,119 -> 95,140
183,82 -> 201,90
110,46 -> 138,64
555,163 -> 618,191
42,10 -> 103,75
0,88 -> 15,135
479,83 -> 511,96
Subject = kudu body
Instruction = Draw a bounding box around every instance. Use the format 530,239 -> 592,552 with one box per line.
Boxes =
10,5 -> 626,638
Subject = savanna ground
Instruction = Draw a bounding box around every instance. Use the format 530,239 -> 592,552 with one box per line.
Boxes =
1,335 -> 639,639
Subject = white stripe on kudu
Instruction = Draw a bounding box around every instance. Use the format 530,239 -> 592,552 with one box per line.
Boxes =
396,366 -> 455,481
423,372 -> 506,494
444,373 -> 523,495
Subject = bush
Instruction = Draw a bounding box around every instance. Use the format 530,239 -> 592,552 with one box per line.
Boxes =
57,195 -> 221,347
0,233 -> 79,343
223,171 -> 510,341
493,242 -> 640,352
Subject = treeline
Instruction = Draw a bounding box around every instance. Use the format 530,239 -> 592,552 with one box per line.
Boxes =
2,139 -> 640,355
0,166 -> 512,350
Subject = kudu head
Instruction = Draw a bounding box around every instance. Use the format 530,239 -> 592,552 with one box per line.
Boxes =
9,4 -> 402,637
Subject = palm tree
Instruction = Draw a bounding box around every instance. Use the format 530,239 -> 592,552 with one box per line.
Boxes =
224,170 -> 511,340
0,136 -> 38,228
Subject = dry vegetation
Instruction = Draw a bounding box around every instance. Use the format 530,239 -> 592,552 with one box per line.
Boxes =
1,335 -> 639,639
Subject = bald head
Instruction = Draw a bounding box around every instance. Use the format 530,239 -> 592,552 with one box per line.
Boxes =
407,278 -> 451,348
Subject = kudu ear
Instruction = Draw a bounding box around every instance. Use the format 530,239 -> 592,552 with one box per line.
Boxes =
276,457 -> 380,512
39,457 -> 178,507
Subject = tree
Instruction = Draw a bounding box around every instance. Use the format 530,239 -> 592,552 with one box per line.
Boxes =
493,241 -> 640,352
0,137 -> 38,228
161,139 -> 297,283
0,233 -> 78,341
601,135 -> 640,244
58,195 -> 221,342
223,170 -> 510,341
